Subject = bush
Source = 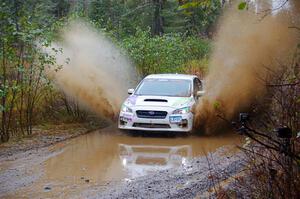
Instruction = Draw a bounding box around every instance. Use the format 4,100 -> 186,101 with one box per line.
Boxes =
121,29 -> 211,76
182,58 -> 209,79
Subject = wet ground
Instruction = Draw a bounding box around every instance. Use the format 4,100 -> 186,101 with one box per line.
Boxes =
0,126 -> 243,198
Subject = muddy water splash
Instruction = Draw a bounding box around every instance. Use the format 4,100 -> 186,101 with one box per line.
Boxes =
46,21 -> 137,119
195,0 -> 300,133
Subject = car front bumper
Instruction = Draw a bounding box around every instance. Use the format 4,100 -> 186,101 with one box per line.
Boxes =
118,109 -> 193,132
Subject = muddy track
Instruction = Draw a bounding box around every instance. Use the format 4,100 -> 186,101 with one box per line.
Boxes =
0,123 -> 100,159
87,148 -> 244,199
0,126 -> 243,199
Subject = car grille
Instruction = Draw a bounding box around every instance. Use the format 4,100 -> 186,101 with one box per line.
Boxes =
133,123 -> 171,129
136,110 -> 168,119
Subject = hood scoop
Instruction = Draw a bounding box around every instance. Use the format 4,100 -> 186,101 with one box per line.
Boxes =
144,99 -> 168,102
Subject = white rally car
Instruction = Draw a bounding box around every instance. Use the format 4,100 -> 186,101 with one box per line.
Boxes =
118,74 -> 204,132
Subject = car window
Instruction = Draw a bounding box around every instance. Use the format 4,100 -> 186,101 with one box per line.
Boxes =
193,78 -> 202,98
135,78 -> 192,97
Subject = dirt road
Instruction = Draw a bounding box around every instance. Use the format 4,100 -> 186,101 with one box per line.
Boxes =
0,126 -> 244,198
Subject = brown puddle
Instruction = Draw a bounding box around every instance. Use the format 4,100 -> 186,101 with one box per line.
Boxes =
43,127 -> 241,183
11,127 -> 241,198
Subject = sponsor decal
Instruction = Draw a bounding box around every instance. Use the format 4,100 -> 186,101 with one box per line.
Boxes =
126,95 -> 137,106
172,97 -> 193,107
122,113 -> 133,122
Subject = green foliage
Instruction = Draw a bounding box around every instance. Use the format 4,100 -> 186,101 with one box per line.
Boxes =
182,58 -> 208,78
162,1 -> 187,34
213,101 -> 221,110
179,0 -> 222,35
88,0 -> 221,36
89,0 -> 126,33
0,0 -> 217,142
238,1 -> 247,10
121,29 -> 210,75
0,0 -> 59,141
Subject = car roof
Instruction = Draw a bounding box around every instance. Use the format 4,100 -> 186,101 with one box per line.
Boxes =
144,74 -> 197,80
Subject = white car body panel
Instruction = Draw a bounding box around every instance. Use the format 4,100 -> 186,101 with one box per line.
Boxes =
118,74 -> 202,132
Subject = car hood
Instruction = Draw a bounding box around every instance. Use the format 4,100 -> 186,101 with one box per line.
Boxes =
124,95 -> 194,109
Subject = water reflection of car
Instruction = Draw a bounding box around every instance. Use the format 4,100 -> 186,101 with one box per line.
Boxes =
119,144 -> 192,178
118,74 -> 204,133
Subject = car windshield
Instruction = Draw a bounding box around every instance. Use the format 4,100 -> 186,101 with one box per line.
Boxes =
135,78 -> 192,97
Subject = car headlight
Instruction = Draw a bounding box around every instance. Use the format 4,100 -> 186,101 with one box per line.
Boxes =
172,106 -> 191,114
121,105 -> 133,113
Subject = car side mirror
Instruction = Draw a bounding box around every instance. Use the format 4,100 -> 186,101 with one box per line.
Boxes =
196,90 -> 205,97
128,88 -> 134,95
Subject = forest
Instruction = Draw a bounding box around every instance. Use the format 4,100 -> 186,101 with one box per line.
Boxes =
0,0 -> 299,198
0,0 -> 221,142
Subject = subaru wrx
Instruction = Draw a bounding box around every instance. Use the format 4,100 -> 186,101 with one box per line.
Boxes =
118,74 -> 204,133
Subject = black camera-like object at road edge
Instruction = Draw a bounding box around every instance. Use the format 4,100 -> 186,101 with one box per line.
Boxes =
274,127 -> 292,139
239,113 -> 249,123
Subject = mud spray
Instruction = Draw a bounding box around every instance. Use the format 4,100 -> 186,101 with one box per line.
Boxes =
45,21 -> 137,120
194,0 -> 300,133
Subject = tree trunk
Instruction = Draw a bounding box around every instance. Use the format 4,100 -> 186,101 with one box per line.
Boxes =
152,0 -> 164,36
1,42 -> 9,142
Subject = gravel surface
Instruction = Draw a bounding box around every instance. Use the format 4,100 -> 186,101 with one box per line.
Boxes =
0,123 -> 98,198
0,148 -> 63,198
